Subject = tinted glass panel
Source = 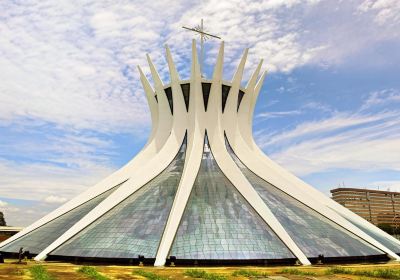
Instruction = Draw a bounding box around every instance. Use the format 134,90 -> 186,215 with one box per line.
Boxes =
164,87 -> 173,114
0,184 -> 123,254
51,138 -> 186,259
180,83 -> 190,111
237,90 -> 245,111
201,83 -> 211,111
226,140 -> 383,258
221,85 -> 230,112
170,136 -> 294,260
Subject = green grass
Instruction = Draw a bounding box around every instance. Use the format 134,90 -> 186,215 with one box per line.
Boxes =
29,265 -> 56,280
232,269 -> 268,278
353,268 -> 400,279
278,268 -> 317,276
133,270 -> 168,280
77,266 -> 110,280
325,266 -> 353,275
184,269 -> 228,280
325,267 -> 400,279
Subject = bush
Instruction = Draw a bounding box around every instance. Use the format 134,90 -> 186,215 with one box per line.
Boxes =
355,268 -> 400,279
77,266 -> 110,280
29,265 -> 56,280
325,267 -> 400,279
377,223 -> 395,235
325,267 -> 353,275
232,269 -> 268,278
279,268 -> 317,276
133,270 -> 168,280
184,269 -> 227,280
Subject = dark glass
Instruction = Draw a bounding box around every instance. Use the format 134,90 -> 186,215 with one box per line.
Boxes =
201,83 -> 211,111
164,87 -> 173,114
221,85 -> 231,112
180,83 -> 190,111
237,90 -> 245,111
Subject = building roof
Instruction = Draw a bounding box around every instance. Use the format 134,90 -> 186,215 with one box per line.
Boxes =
331,187 -> 400,195
0,226 -> 23,232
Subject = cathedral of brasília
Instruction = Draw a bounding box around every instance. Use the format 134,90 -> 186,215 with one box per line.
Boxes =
1,40 -> 400,266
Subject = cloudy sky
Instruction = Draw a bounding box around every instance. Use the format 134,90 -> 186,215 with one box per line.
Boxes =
0,0 -> 399,226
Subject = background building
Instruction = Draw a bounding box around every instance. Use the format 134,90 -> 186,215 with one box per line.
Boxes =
0,227 -> 23,242
331,188 -> 400,229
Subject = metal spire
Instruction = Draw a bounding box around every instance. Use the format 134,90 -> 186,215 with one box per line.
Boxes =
182,19 -> 221,76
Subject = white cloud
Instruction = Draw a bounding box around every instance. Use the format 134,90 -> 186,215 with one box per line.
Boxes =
44,195 -> 68,204
257,110 -> 302,119
358,0 -> 400,25
0,200 -> 8,207
257,112 -> 391,148
168,0 -> 324,76
361,89 -> 400,110
368,180 -> 400,192
0,200 -> 57,227
0,158 -> 113,201
272,130 -> 400,176
2,0 -> 397,132
257,91 -> 400,176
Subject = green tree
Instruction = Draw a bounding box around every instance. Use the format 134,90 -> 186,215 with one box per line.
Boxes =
0,212 -> 6,226
377,223 -> 393,235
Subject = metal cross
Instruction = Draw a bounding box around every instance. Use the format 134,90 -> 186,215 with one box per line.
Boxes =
182,19 -> 221,76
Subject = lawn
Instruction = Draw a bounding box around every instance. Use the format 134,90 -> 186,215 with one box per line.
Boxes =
1,259 -> 400,280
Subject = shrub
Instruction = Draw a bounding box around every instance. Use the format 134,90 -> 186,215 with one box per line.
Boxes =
184,269 -> 227,280
29,265 -> 56,280
232,269 -> 268,278
279,268 -> 317,276
325,267 -> 353,275
133,270 -> 168,280
325,267 -> 400,279
77,266 -> 110,280
355,268 -> 400,279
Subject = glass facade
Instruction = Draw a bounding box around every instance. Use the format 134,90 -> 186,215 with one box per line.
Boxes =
51,138 -> 187,259
170,137 -> 294,260
0,183 -> 123,254
226,140 -> 383,258
341,215 -> 400,254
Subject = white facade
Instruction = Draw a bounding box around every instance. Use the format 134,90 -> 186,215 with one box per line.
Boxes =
1,41 -> 400,266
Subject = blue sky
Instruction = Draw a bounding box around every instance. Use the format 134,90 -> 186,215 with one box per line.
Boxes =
0,0 -> 399,226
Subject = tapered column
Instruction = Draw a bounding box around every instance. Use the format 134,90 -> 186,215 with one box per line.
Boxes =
155,40 -> 207,266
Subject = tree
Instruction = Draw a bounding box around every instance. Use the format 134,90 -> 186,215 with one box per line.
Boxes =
0,212 -> 6,226
377,223 -> 393,235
